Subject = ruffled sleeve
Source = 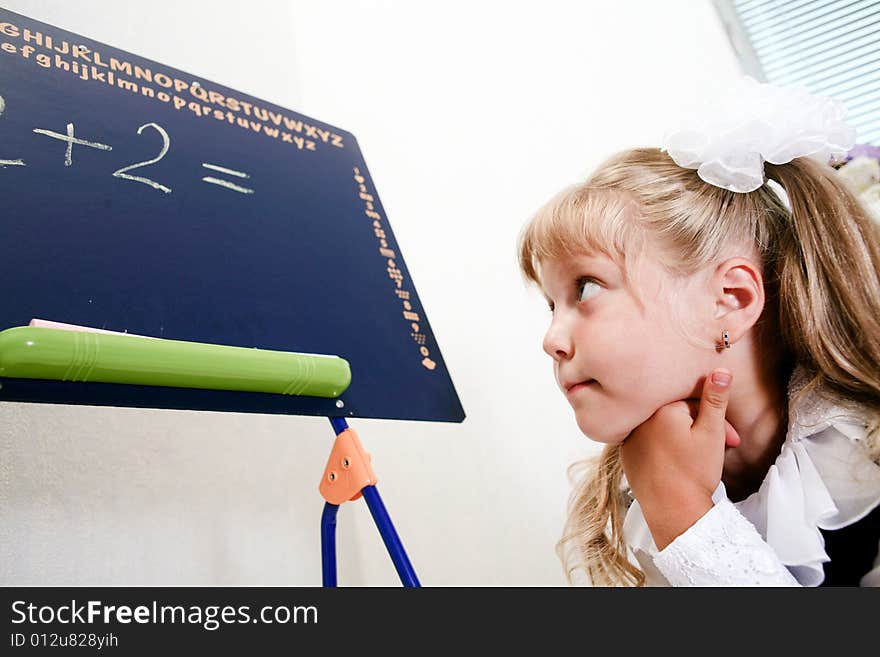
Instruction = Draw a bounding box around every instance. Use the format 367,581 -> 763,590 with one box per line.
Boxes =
622,365 -> 880,587
652,494 -> 800,586
624,484 -> 801,586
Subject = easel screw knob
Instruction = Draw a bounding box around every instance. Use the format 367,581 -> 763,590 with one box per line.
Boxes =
319,428 -> 378,505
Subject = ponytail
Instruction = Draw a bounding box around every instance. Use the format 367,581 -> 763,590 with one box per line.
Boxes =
765,157 -> 880,457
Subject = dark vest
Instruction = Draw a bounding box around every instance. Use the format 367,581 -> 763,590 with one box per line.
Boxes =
818,503 -> 880,586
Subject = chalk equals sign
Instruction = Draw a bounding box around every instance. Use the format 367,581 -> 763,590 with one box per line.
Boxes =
201,163 -> 254,194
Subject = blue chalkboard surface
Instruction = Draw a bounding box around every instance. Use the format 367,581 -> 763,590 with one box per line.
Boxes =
0,9 -> 464,422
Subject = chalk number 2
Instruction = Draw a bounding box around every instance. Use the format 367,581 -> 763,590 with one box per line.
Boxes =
112,122 -> 171,194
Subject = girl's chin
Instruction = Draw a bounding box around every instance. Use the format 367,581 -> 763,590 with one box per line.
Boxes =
576,420 -> 629,445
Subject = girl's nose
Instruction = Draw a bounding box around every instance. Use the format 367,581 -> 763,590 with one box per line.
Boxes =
542,317 -> 572,361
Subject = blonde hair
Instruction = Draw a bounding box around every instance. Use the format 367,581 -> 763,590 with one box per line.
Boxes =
518,148 -> 880,586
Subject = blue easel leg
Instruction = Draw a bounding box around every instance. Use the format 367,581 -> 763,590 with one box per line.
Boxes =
323,417 -> 346,587
321,502 -> 339,587
325,416 -> 420,587
362,485 -> 421,587
329,416 -> 349,435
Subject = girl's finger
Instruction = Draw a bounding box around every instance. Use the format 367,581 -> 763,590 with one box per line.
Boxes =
693,369 -> 733,438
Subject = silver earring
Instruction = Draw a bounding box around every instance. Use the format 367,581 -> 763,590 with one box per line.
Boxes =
721,330 -> 730,349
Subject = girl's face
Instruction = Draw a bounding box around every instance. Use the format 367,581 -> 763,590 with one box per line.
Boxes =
540,250 -> 713,445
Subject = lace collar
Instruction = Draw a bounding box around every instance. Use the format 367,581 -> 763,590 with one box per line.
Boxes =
623,364 -> 880,586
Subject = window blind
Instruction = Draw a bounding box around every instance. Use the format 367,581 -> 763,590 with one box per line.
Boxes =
714,0 -> 880,144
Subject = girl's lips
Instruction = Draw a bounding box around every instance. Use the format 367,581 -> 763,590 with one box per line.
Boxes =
566,380 -> 595,396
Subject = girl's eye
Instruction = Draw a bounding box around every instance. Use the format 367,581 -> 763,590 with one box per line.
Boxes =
546,277 -> 601,312
577,277 -> 601,302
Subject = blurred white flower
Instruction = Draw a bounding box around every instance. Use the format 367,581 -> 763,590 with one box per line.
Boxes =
837,156 -> 880,194
836,154 -> 880,225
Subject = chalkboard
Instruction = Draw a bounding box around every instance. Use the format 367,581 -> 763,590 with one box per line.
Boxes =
0,8 -> 464,423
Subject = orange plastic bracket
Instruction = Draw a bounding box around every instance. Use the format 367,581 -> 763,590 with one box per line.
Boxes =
319,428 -> 377,505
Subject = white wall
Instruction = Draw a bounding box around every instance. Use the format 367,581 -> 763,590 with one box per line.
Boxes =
0,0 -> 742,585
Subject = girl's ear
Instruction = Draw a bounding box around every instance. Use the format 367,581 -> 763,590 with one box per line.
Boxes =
711,257 -> 765,332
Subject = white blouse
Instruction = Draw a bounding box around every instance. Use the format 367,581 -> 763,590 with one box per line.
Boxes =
622,365 -> 880,586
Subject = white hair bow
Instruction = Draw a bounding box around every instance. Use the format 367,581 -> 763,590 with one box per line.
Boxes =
660,76 -> 856,193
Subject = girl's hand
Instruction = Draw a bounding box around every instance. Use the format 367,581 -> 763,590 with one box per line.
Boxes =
620,369 -> 739,551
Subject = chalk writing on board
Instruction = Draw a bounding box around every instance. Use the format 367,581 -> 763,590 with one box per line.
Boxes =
3,103 -> 254,196
201,163 -> 254,195
353,166 -> 436,372
0,93 -> 24,167
33,122 -> 112,166
110,122 -> 171,193
0,20 -> 347,153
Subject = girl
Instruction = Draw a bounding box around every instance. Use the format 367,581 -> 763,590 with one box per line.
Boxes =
518,83 -> 880,586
